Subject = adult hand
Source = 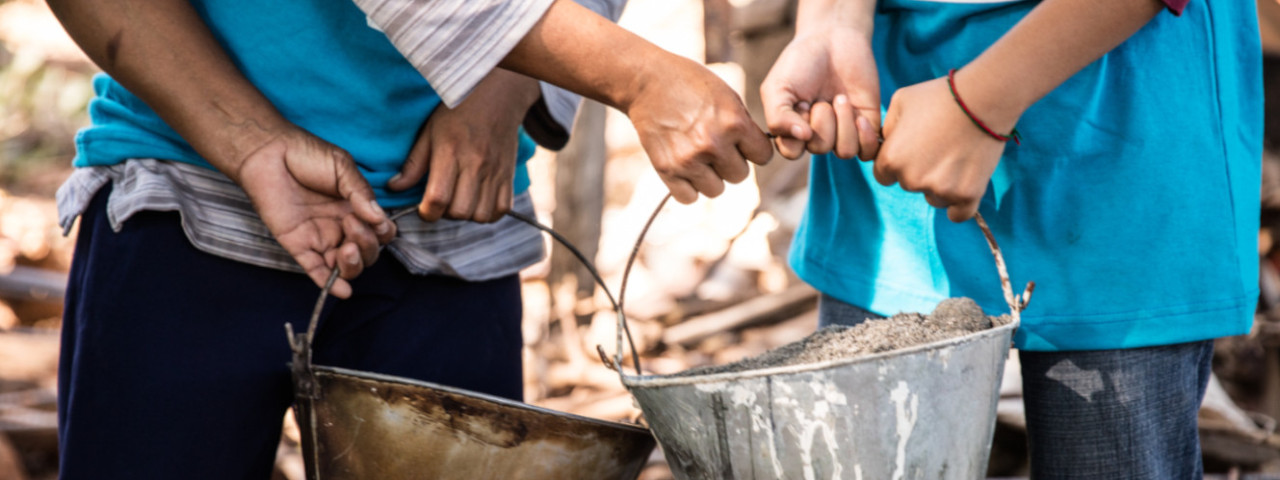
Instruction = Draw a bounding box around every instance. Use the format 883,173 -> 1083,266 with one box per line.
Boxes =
624,58 -> 774,204
389,69 -> 540,223
761,27 -> 881,160
234,128 -> 396,298
877,74 -> 1012,222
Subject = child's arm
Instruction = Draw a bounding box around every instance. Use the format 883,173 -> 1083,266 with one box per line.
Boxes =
760,0 -> 882,160
499,0 -> 774,204
877,0 -> 1164,222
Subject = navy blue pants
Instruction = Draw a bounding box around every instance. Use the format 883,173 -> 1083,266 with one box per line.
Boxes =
57,187 -> 523,479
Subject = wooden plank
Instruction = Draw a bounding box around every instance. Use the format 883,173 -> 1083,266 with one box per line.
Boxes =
663,284 -> 817,347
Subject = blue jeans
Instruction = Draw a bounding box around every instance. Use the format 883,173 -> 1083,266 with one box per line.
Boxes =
57,186 -> 524,479
819,294 -> 1213,479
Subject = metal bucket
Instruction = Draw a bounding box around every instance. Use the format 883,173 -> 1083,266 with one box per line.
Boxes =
621,318 -> 1015,479
611,213 -> 1032,480
285,212 -> 656,480
290,366 -> 655,480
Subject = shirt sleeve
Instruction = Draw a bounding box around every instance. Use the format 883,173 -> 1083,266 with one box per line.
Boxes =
1160,0 -> 1187,16
354,0 -> 556,107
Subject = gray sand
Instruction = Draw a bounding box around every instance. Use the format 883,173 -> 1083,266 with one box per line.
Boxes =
675,298 -> 1009,377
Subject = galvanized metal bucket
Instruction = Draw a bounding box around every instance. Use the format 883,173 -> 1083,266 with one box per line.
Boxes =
284,211 -> 656,480
611,213 -> 1033,480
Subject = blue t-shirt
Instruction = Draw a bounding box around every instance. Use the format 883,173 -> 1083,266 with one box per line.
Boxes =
73,0 -> 532,208
791,0 -> 1262,351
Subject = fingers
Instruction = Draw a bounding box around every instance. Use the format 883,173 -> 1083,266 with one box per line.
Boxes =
342,215 -> 380,266
947,201 -> 980,223
388,122 -> 432,192
418,145 -> 459,222
337,242 -> 365,280
709,144 -> 751,185
806,101 -> 837,155
737,122 -> 774,166
763,86 -> 813,160
833,95 -> 860,159
857,116 -> 881,161
924,193 -> 949,209
769,102 -> 812,160
495,180 -> 513,219
446,162 -> 480,221
332,153 -> 395,241
285,228 -> 354,299
657,171 -> 700,204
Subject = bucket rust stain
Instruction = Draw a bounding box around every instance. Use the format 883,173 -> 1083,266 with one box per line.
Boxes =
303,369 -> 655,480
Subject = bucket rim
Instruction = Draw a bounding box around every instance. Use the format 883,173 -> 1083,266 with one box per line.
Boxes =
620,318 -> 1018,388
309,364 -> 652,435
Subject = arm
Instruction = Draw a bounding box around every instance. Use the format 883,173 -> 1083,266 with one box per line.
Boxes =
759,0 -> 882,160
46,0 -> 395,298
383,0 -> 628,222
500,0 -> 774,203
357,0 -> 770,204
875,0 -> 1164,222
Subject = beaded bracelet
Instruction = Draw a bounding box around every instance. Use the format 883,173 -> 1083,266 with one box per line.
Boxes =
947,69 -> 1021,145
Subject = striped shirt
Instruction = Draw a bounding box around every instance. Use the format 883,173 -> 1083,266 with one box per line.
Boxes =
57,160 -> 546,280
57,0 -> 627,280
356,0 -> 627,131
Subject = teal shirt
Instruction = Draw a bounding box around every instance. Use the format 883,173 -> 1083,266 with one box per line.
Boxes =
73,0 -> 532,208
791,0 -> 1262,351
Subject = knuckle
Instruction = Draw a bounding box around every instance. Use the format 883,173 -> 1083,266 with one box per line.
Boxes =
725,169 -> 749,184
703,181 -> 726,198
426,194 -> 450,210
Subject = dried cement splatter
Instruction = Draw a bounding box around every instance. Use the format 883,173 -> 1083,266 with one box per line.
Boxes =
675,298 -> 1009,377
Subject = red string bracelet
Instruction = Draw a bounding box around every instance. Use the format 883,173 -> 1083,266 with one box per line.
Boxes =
947,69 -> 1021,145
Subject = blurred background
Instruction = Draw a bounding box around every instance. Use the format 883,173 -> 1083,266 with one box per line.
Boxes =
3,0 -> 1280,478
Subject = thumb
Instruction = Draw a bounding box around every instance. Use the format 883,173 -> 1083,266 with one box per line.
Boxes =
856,105 -> 883,160
761,86 -> 813,160
388,121 -> 433,191
881,98 -> 900,141
333,154 -> 393,239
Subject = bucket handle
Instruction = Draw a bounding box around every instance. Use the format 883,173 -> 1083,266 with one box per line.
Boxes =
285,195 -> 1035,397
972,213 -> 1034,323
284,207 -> 649,396
603,204 -> 1037,382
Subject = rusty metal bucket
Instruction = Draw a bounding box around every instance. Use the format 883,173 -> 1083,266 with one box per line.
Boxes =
284,211 -> 655,480
606,212 -> 1033,479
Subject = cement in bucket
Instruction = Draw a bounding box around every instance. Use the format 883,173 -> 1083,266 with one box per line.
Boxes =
611,212 -> 1032,480
284,209 -> 656,480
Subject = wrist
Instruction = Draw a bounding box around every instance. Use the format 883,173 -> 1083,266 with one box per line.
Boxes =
209,105 -> 292,185
951,65 -> 1028,135
616,50 -> 692,113
478,68 -> 542,114
796,0 -> 874,40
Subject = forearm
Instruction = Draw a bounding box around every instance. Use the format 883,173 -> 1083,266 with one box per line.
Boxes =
958,0 -> 1164,129
499,0 -> 694,112
794,0 -> 876,38
483,68 -> 542,113
46,0 -> 288,182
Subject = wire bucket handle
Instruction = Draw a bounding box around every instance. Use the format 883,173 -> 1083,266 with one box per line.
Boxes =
283,206 -> 648,399
285,198 -> 1035,395
595,198 -> 1035,380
